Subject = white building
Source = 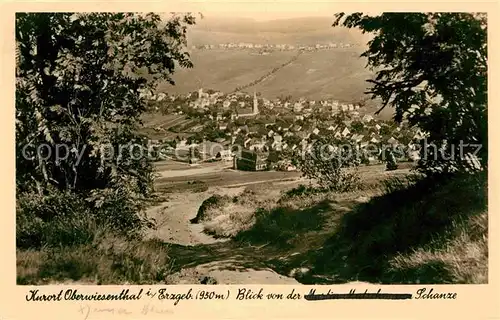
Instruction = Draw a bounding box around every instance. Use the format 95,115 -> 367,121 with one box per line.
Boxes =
342,127 -> 351,137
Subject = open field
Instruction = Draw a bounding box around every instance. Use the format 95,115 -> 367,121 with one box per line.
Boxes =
250,49 -> 373,103
153,160 -> 414,190
155,48 -> 395,119
162,48 -> 372,102
159,49 -> 298,95
152,160 -> 415,205
139,113 -> 198,140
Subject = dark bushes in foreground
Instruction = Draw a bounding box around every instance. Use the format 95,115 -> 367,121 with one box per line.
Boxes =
16,185 -> 150,249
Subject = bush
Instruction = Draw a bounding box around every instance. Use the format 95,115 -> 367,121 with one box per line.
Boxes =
281,184 -> 324,200
190,195 -> 230,224
16,185 -> 150,249
298,136 -> 362,192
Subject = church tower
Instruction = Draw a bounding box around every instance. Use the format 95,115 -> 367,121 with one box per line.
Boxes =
253,91 -> 259,115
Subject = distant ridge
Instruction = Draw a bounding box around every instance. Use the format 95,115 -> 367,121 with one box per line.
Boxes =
187,16 -> 370,46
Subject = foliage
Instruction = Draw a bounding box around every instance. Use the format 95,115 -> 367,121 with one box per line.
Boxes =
334,13 -> 487,175
298,134 -> 361,192
281,184 -> 325,200
16,12 -> 196,247
234,205 -> 326,247
16,184 -> 153,249
190,194 -> 230,224
350,120 -> 365,134
16,12 -> 194,193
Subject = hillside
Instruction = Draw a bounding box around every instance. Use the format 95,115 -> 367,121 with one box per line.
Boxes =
249,49 -> 373,102
153,16 -> 396,119
158,49 -> 298,95
156,48 -> 394,120
163,48 -> 372,100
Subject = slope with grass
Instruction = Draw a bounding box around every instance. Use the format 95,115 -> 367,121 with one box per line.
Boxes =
249,49 -> 373,102
161,48 -> 374,102
166,171 -> 487,284
17,164 -> 487,284
138,113 -> 199,140
158,49 -> 298,95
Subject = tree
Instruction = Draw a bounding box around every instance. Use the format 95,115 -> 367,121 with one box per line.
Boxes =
298,134 -> 361,192
351,120 -> 365,134
16,13 -> 196,237
334,13 -> 487,175
16,13 -> 195,195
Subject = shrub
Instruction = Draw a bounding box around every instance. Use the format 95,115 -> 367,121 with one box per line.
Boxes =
16,185 -> 150,249
190,195 -> 230,224
298,135 -> 362,193
287,184 -> 326,197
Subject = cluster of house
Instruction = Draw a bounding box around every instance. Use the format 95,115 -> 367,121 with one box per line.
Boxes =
191,42 -> 355,51
177,88 -> 364,119
187,88 -> 259,116
150,116 -> 425,171
145,88 -> 426,171
289,98 -> 362,114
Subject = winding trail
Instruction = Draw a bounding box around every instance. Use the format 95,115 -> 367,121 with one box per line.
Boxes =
145,185 -> 300,284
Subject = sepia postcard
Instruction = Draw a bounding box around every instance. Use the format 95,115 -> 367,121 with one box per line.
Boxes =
1,1 -> 499,319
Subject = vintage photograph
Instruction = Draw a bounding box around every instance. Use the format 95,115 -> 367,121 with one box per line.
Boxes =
16,11 -> 487,285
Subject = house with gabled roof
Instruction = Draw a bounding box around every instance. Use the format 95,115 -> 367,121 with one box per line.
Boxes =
351,134 -> 364,143
342,127 -> 351,137
362,114 -> 374,123
272,136 -> 283,151
244,138 -> 252,148
216,149 -> 234,162
235,149 -> 268,171
223,100 -> 231,109
387,137 -> 399,145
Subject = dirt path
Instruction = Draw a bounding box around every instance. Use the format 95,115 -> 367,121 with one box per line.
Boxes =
145,165 -> 414,284
145,186 -> 300,284
145,187 -> 244,245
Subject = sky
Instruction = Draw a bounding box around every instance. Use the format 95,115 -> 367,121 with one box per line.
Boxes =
188,2 -> 365,21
